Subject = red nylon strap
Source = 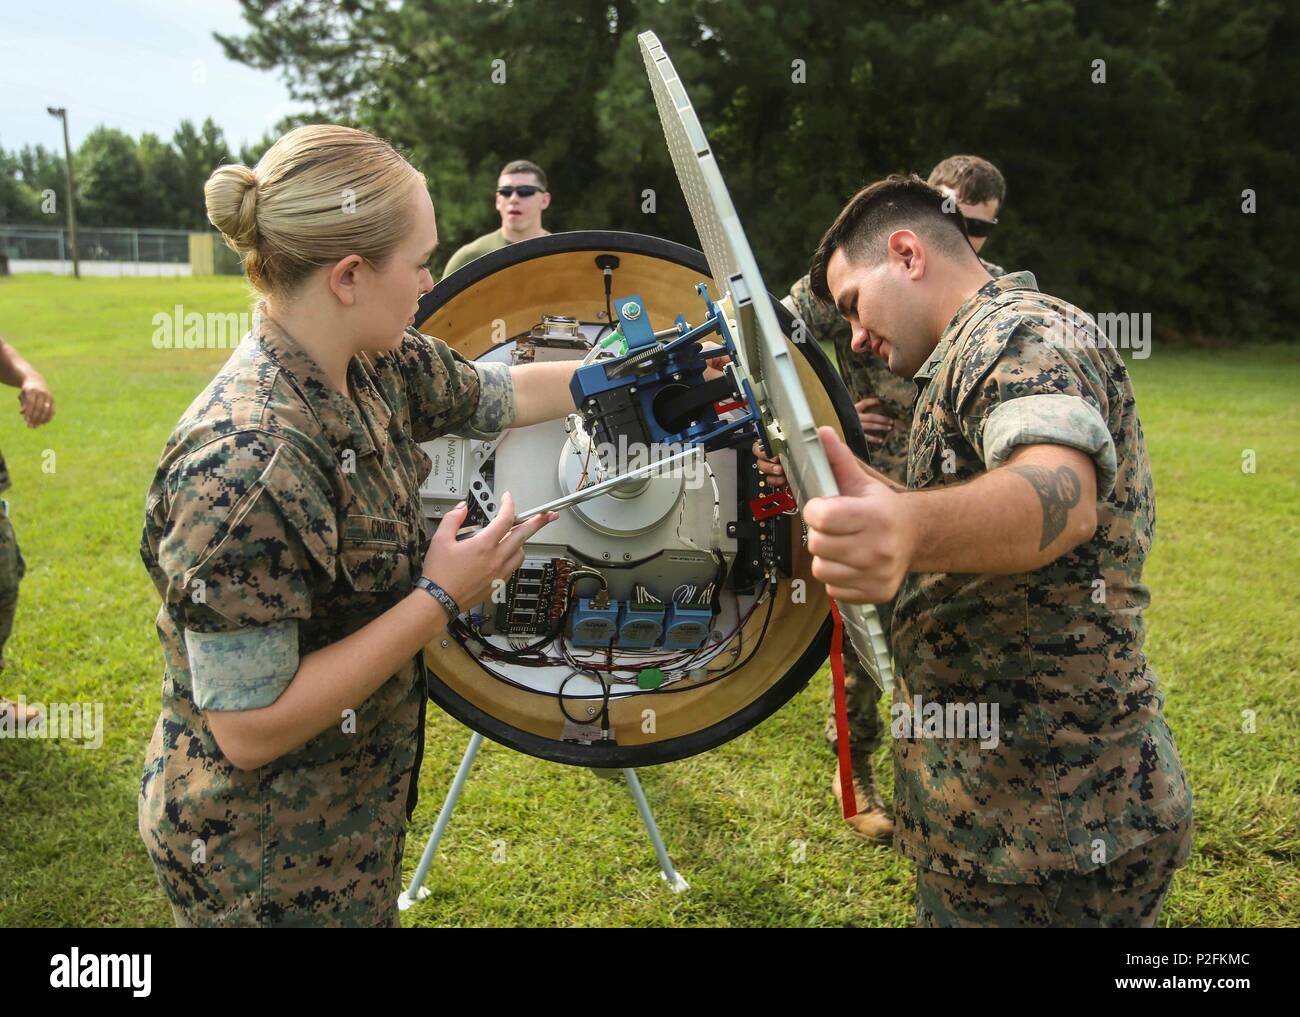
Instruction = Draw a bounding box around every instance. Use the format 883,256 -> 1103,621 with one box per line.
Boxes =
828,598 -> 858,819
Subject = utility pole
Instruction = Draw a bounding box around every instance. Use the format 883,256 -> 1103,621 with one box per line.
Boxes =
46,106 -> 79,279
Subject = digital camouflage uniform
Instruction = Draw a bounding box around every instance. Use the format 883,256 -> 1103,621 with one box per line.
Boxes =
139,305 -> 514,927
894,271 -> 1192,926
784,275 -> 912,779
0,449 -> 26,675
784,259 -> 1007,776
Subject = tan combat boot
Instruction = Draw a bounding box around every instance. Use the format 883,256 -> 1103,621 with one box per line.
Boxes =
831,764 -> 894,843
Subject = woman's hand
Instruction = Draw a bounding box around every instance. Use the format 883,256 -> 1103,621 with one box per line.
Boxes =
422,492 -> 558,608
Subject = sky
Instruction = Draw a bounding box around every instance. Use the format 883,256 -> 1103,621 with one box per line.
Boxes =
0,0 -> 305,155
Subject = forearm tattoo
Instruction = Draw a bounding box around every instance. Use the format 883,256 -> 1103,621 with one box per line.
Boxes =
1008,464 -> 1082,550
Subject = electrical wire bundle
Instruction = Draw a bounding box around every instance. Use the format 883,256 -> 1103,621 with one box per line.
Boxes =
449,570 -> 776,700
632,583 -> 662,604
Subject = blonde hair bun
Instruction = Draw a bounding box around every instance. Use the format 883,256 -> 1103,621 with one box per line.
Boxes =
201,125 -> 424,295
205,164 -> 260,253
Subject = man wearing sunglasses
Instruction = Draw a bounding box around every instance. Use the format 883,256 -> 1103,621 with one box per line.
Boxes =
441,159 -> 552,279
927,154 -> 1007,277
783,154 -> 1011,843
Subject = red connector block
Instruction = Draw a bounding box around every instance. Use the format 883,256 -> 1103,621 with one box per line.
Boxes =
749,487 -> 797,520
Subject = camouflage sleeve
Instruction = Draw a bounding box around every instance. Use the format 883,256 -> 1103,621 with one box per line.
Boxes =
458,360 -> 515,439
983,393 -> 1117,495
396,327 -> 515,442
183,622 -> 300,711
157,432 -> 337,711
955,323 -> 1118,496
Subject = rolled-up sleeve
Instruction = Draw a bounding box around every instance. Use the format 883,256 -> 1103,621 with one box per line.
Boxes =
955,321 -> 1118,497
185,621 -> 300,711
983,393 -> 1117,496
460,360 -> 516,439
155,433 -> 336,711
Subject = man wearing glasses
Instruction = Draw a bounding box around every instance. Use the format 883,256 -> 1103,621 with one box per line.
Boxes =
783,154 -> 1011,843
928,154 -> 1007,277
441,159 -> 552,278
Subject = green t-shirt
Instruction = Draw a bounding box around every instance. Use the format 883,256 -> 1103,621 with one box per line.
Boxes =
440,228 -> 550,279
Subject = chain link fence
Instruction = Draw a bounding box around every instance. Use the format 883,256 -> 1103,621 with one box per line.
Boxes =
0,224 -> 212,276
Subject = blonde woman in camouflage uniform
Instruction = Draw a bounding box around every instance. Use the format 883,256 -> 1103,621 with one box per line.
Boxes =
781,155 -> 1011,842
138,125 -> 575,927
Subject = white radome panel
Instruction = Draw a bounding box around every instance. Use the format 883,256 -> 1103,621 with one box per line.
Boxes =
638,31 -> 894,690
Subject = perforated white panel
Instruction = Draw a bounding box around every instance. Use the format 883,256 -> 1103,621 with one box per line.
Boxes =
638,31 -> 894,690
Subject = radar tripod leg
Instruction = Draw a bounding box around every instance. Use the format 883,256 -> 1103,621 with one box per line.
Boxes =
399,731 -> 689,913
623,767 -> 690,893
399,730 -> 484,911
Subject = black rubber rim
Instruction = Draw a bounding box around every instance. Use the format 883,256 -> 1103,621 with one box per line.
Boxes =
419,230 -> 868,767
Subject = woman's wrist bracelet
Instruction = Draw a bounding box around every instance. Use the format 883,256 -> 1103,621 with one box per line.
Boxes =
414,576 -> 461,619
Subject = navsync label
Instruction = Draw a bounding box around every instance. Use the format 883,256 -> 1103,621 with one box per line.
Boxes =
421,436 -> 467,499
49,949 -> 151,997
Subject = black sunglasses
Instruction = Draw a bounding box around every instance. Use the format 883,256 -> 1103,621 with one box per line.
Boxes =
497,185 -> 545,198
964,216 -> 998,238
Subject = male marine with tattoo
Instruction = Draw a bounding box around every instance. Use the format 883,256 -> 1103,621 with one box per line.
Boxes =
781,154 -> 1014,841
759,175 -> 1192,927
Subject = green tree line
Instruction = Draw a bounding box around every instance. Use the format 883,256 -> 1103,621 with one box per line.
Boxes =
214,0 -> 1297,343
5,0 -> 1295,342
0,118 -> 277,232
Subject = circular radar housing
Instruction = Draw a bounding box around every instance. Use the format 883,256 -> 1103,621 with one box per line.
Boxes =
416,231 -> 870,767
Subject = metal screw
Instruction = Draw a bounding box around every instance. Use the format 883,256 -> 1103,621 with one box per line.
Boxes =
586,706 -> 598,717
623,301 -> 641,320
439,640 -> 448,648
602,552 -> 610,560
623,553 -> 631,560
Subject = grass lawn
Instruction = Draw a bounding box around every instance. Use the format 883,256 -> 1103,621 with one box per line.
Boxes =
0,274 -> 1295,927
